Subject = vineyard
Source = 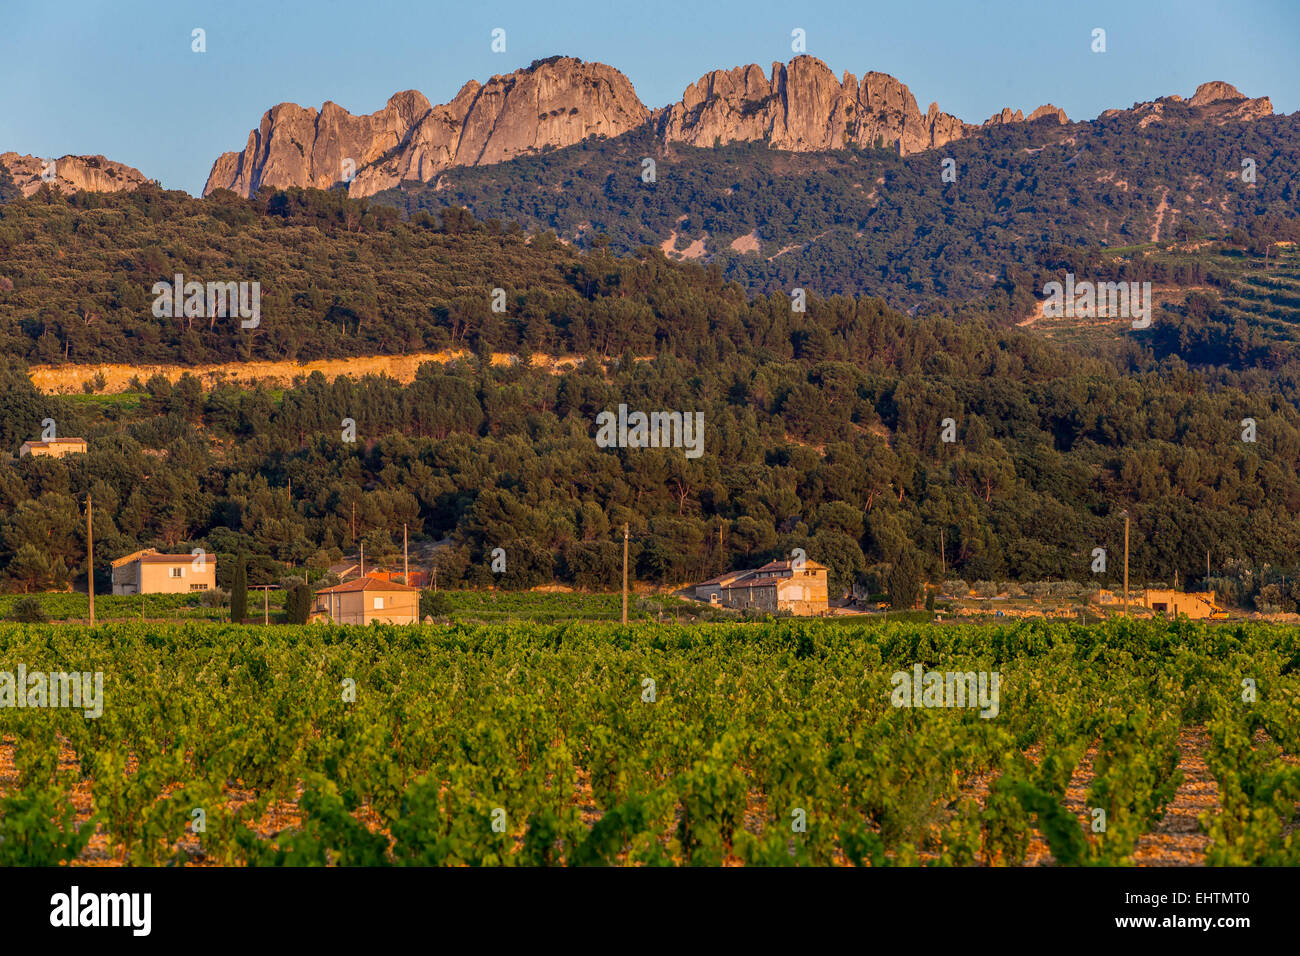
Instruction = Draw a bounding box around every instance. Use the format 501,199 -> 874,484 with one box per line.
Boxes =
0,590 -> 713,625
1,618 -> 1298,866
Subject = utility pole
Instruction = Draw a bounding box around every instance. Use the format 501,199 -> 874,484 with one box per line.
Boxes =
1206,548 -> 1211,584
432,564 -> 438,593
403,524 -> 409,585
351,501 -> 356,544
622,523 -> 629,625
360,542 -> 365,577
1122,509 -> 1130,617
86,494 -> 94,627
939,527 -> 946,577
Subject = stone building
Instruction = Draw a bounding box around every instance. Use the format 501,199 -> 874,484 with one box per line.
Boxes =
696,559 -> 829,616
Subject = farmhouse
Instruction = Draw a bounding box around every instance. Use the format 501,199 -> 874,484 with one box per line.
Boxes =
1142,588 -> 1226,620
313,574 -> 420,625
697,559 -> 829,616
19,437 -> 87,458
111,548 -> 216,595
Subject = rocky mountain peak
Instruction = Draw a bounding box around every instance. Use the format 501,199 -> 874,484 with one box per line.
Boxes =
660,56 -> 1051,156
1100,81 -> 1271,126
205,57 -> 648,199
1189,81 -> 1246,106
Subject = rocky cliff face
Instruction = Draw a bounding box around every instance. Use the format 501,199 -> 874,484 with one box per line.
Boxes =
203,57 -> 1273,200
205,55 -> 1060,198
204,90 -> 434,197
204,57 -> 649,198
657,57 -> 1061,155
0,153 -> 150,197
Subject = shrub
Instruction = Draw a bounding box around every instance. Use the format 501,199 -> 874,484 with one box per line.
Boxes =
420,590 -> 453,620
9,596 -> 47,623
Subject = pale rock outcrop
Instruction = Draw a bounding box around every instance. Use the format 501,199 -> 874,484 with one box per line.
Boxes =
1188,81 -> 1272,121
205,57 -> 649,198
0,153 -> 150,197
1100,82 -> 1270,126
205,89 -> 434,196
983,107 -> 1025,126
1026,104 -> 1068,124
1188,81 -> 1246,106
659,57 -> 1050,156
987,104 -> 1068,127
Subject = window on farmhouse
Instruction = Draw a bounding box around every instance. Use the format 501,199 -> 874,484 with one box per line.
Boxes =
374,596 -> 384,609
169,567 -> 184,578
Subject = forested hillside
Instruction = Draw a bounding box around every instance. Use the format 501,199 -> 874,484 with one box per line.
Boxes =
2,189 -> 1300,600
373,105 -> 1300,310
3,185 -> 1299,370
0,183 -> 929,365
4,187 -> 1300,606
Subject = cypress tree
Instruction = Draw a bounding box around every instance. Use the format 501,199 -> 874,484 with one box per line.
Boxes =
888,549 -> 922,611
286,582 -> 312,624
231,557 -> 248,623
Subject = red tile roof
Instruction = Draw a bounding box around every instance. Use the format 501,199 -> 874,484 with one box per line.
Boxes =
316,573 -> 421,594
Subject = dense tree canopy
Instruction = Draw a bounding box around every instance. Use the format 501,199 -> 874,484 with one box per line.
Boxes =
376,107 -> 1300,309
2,185 -> 1300,607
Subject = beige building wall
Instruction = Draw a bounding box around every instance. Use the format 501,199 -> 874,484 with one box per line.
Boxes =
1143,589 -> 1219,620
20,439 -> 87,458
316,589 -> 418,625
776,573 -> 829,615
719,568 -> 830,616
112,557 -> 217,595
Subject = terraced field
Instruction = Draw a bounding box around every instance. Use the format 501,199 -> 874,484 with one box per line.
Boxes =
1028,241 -> 1300,350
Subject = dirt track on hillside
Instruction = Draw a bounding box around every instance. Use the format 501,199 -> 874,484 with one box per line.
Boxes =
29,351 -> 587,394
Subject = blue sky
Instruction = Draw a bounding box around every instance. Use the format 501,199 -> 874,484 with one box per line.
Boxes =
1,0 -> 1295,194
